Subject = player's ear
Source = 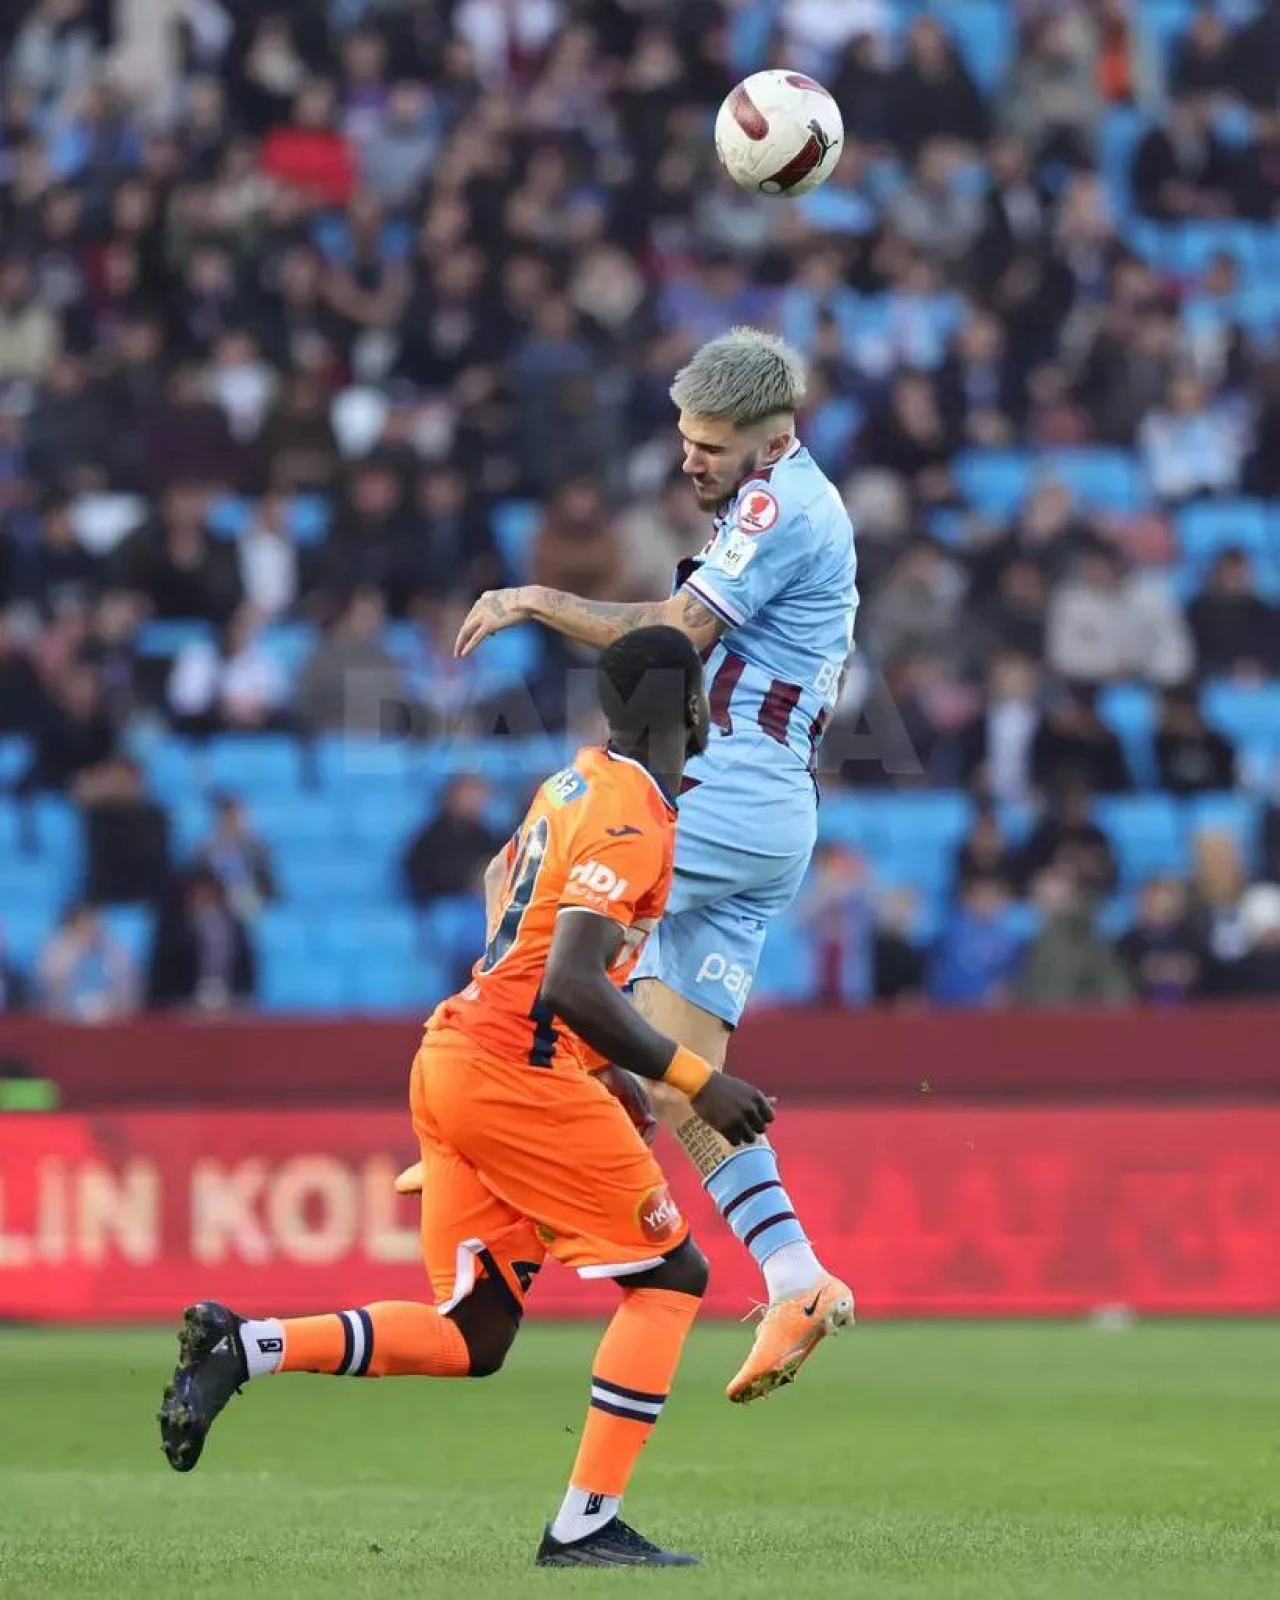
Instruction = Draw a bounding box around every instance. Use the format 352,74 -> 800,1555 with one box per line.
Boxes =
760,418 -> 793,465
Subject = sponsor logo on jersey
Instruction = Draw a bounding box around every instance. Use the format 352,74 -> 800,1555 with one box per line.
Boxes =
735,487 -> 779,534
567,859 -> 629,901
637,1184 -> 683,1245
711,529 -> 758,578
543,767 -> 587,808
695,951 -> 755,1002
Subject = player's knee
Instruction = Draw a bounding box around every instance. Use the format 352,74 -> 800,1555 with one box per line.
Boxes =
644,1236 -> 709,1299
445,1281 -> 520,1378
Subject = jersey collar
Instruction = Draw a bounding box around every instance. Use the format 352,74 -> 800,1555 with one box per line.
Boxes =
604,745 -> 679,812
716,435 -> 804,517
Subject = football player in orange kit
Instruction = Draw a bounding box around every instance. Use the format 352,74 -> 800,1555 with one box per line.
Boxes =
158,626 -> 775,1569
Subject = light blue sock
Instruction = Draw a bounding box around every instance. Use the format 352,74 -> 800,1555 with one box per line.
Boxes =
705,1144 -> 820,1294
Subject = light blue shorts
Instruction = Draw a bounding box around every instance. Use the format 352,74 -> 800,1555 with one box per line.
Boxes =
632,740 -> 817,1027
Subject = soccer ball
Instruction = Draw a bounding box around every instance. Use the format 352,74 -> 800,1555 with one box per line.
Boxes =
714,70 -> 843,198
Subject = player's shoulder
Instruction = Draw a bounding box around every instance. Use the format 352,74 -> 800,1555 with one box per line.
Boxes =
730,443 -> 850,545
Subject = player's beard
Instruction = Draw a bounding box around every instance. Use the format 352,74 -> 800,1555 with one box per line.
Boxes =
691,445 -> 764,512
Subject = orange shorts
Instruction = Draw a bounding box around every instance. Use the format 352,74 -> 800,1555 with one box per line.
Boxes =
409,1028 -> 689,1315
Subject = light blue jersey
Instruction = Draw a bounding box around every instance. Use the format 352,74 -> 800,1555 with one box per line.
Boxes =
632,440 -> 858,1025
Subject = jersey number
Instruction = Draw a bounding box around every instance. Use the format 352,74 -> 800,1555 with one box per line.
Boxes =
480,816 -> 549,974
478,817 -> 561,1068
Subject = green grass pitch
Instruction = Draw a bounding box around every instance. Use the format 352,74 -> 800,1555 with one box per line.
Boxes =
0,1321 -> 1277,1599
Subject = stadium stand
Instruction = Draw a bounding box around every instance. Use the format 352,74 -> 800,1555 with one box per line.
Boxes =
2,0 -> 1280,1019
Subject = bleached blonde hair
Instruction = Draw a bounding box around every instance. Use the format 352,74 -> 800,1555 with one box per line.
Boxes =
669,326 -> 807,426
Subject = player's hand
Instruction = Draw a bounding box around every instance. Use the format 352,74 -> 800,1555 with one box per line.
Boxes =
690,1073 -> 774,1147
394,1160 -> 423,1196
455,587 -> 535,657
597,1064 -> 658,1145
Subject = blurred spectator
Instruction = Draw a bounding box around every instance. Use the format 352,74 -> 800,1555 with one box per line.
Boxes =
294,587 -> 405,734
1154,686 -> 1236,795
305,456 -> 414,610
137,366 -> 242,496
888,17 -> 989,157
80,755 -> 170,905
1003,11 -> 1100,171
616,471 -> 704,600
796,842 -> 876,1004
1186,549 -> 1278,678
1078,303 -> 1179,447
1139,369 -> 1245,504
974,138 -> 1048,283
147,868 -> 256,1012
1046,543 -> 1194,687
407,467 -> 504,599
863,538 -> 965,670
37,903 -> 138,1021
532,479 -> 624,604
0,257 -> 62,384
859,373 -> 959,506
1018,866 -> 1132,1005
1172,3 -> 1236,99
971,478 -> 1094,604
1190,828 -> 1251,968
404,776 -> 506,906
1119,877 -> 1206,1005
8,495 -> 100,614
1094,0 -> 1162,107
260,80 -> 356,210
113,484 -> 242,623
889,142 -> 983,267
939,308 -> 1023,447
929,874 -> 1025,1007
873,888 -> 928,1004
955,805 -> 1021,888
19,661 -> 116,795
168,606 -> 289,735
958,653 -> 1042,806
237,496 -> 300,619
1019,778 -> 1119,899
1214,883 -> 1280,997
195,794 -> 278,920
257,371 -> 342,495
1131,96 -> 1240,221
1031,689 -> 1131,797
0,926 -> 30,1013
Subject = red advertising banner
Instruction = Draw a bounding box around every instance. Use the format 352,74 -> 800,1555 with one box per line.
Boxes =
2,1105 -> 1278,1320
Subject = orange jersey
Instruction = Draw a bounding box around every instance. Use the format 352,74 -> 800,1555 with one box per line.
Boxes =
427,746 -> 677,1073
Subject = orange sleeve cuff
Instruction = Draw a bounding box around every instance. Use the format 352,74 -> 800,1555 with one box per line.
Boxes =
663,1045 -> 713,1098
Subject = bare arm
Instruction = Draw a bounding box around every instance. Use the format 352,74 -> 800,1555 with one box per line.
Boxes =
455,584 -> 724,658
541,910 -> 773,1145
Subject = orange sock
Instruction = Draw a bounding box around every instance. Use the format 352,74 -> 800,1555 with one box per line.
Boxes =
569,1286 -> 700,1498
278,1302 -> 469,1378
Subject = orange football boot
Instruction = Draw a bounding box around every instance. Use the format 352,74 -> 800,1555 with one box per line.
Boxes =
726,1275 -> 855,1404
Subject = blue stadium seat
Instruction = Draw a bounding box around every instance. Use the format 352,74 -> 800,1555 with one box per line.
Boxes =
1176,501 -> 1269,571
1093,795 -> 1186,887
316,735 -> 420,791
1038,449 -> 1146,512
0,861 -> 60,917
1203,681 -> 1280,745
348,953 -> 447,1014
274,852 -> 390,906
259,953 -> 351,1013
420,896 -> 487,972
207,734 -> 306,796
346,791 -> 433,851
139,736 -> 203,803
2,906 -> 57,974
101,905 -> 155,967
492,501 -> 540,582
287,495 -> 331,544
257,906 -> 313,966
0,735 -> 31,787
245,795 -> 343,846
953,450 -> 1032,518
258,624 -> 316,685
751,920 -> 812,1006
1098,684 -> 1157,789
136,620 -> 215,658
320,908 -> 418,962
170,798 -> 214,857
206,496 -> 253,538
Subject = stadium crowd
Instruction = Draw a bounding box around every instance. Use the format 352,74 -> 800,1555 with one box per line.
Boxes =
3,0 -> 1280,1021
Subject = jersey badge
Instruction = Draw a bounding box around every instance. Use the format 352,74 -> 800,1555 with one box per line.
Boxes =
710,529 -> 758,579
543,767 -> 587,809
736,486 -> 779,534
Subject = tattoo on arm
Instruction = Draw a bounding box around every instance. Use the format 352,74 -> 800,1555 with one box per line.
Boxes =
536,590 -> 668,647
674,1113 -> 737,1179
530,588 -> 724,650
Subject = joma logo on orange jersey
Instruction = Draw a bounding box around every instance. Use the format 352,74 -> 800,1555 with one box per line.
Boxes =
567,860 -> 629,901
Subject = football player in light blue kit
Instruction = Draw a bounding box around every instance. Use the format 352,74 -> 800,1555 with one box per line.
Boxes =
455,328 -> 858,1403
